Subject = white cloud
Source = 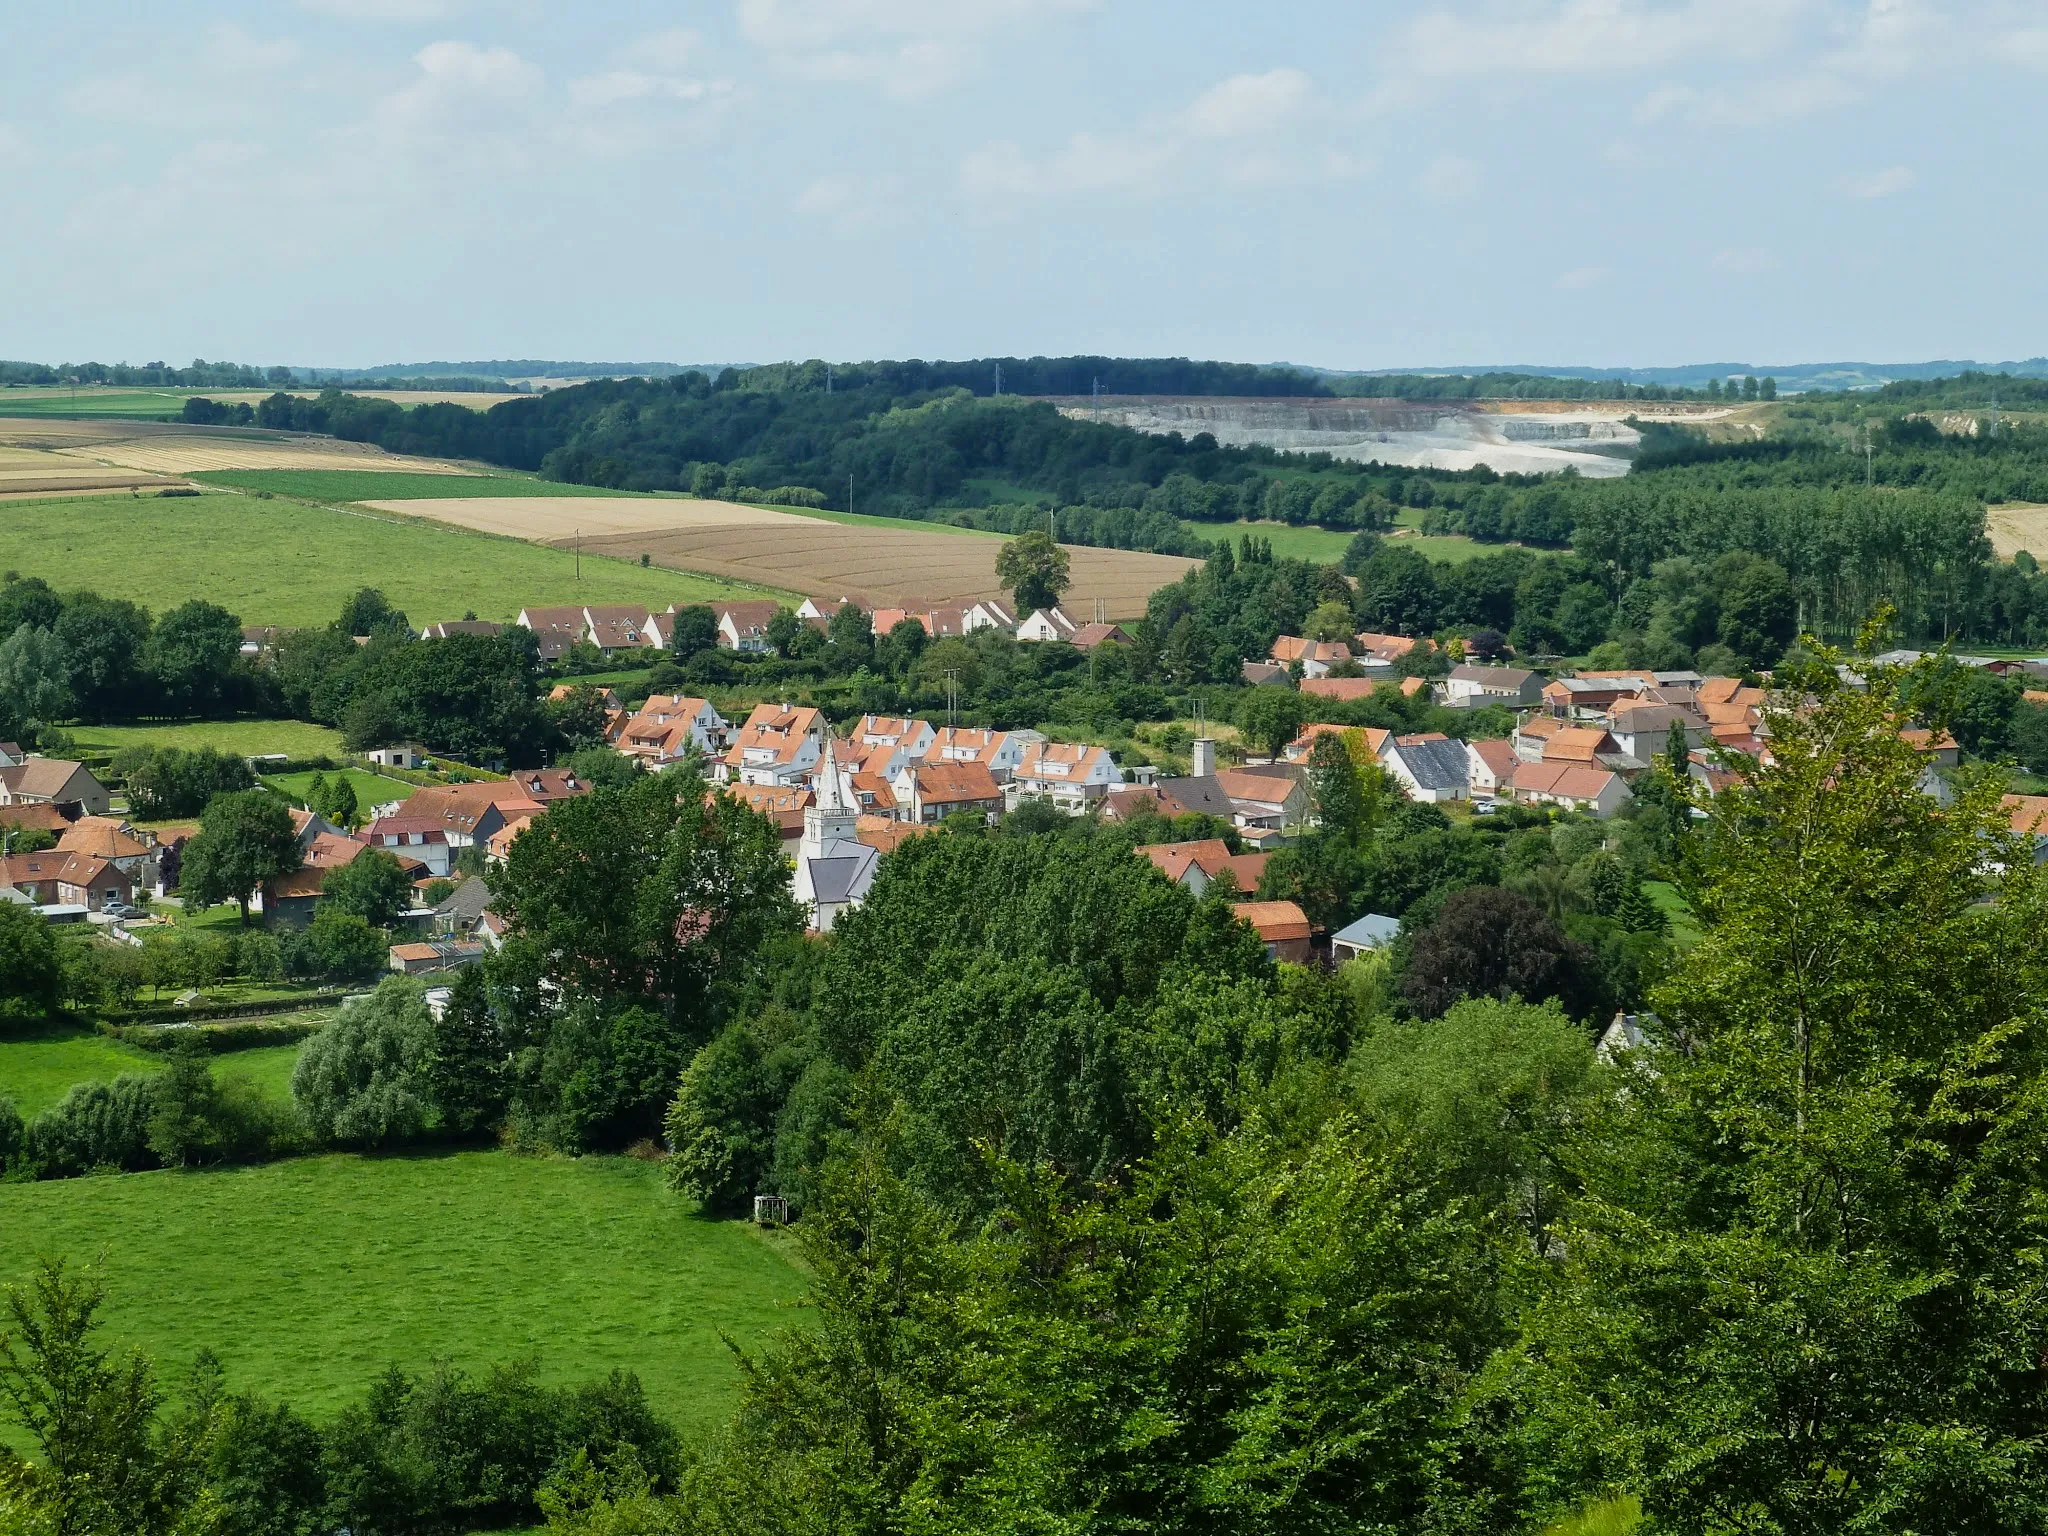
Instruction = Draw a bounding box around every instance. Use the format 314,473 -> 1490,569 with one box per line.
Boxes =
1183,68 -> 1311,138
794,171 -> 903,231
1556,265 -> 1611,290
299,0 -> 462,20
1395,0 -> 1787,80
0,124 -> 27,166
1838,164 -> 1914,198
961,67 -> 1357,206
211,24 -> 302,72
1420,153 -> 1480,201
408,40 -> 540,97
738,0 -> 1096,100
1713,246 -> 1777,274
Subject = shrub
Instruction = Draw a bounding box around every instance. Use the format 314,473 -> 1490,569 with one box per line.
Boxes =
0,901 -> 63,1028
285,911 -> 387,983
146,1048 -> 291,1166
22,1075 -> 160,1177
0,1094 -> 22,1173
292,978 -> 433,1147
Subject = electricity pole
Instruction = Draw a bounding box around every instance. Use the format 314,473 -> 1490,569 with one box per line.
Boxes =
576,528 -> 581,580
994,362 -> 1002,397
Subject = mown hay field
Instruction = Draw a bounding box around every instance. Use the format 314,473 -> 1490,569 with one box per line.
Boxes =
194,468 -> 668,503
378,496 -> 1197,616
1988,503 -> 2048,562
0,416 -> 474,475
0,386 -> 520,418
0,491 -> 781,628
0,1151 -> 806,1430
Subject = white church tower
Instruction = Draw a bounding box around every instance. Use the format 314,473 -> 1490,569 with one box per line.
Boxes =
793,736 -> 878,933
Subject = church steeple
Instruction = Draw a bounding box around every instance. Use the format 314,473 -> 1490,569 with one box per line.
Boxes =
803,735 -> 856,858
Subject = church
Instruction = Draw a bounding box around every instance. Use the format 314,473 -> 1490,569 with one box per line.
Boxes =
791,738 -> 880,932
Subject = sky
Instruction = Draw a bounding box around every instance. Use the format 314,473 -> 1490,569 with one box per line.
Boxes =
3,0 -> 2045,372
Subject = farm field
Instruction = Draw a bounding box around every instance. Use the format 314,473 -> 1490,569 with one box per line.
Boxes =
0,491 -> 778,627
67,718 -> 347,759
1186,520 -> 1357,563
0,1151 -> 807,1430
1987,502 -> 2048,562
0,415 -> 473,475
0,1027 -> 307,1118
193,468 -> 666,502
375,495 -> 1196,616
0,387 -> 521,418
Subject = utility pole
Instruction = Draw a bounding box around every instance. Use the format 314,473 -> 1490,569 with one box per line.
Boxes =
943,669 -> 960,728
826,365 -> 833,395
1092,376 -> 1100,420
994,362 -> 1002,397
576,527 -> 581,580
848,472 -> 854,516
1865,429 -> 1874,487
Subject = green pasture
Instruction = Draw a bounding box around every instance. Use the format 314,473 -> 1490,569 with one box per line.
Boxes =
67,718 -> 346,759
0,491 -> 778,628
0,1026 -> 306,1118
0,1151 -> 808,1430
1643,880 -> 1702,947
262,767 -> 416,810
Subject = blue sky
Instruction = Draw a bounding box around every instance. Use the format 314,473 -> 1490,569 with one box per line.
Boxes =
3,1 -> 2043,370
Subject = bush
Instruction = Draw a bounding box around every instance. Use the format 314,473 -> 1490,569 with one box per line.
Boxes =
22,1074 -> 160,1177
123,747 -> 256,820
0,901 -> 63,1028
146,1048 -> 293,1166
285,910 -> 387,983
0,1094 -> 22,1173
292,978 -> 433,1147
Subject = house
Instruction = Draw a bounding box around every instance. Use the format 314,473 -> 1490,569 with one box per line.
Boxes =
1508,761 -> 1633,818
1006,742 -> 1122,815
429,876 -> 494,937
1069,621 -> 1132,650
421,620 -> 503,640
362,814 -> 454,878
893,760 -> 1005,824
1285,722 -> 1392,766
795,596 -> 868,621
239,625 -> 279,658
1330,912 -> 1401,960
55,818 -> 160,897
262,831 -> 382,925
924,727 -> 1032,782
1442,664 -> 1543,708
366,743 -> 429,771
1512,712 -> 1569,763
1217,766 -> 1312,831
1231,900 -> 1314,963
581,605 -> 660,654
1382,734 -> 1473,803
1,850 -> 134,912
1102,776 -> 1238,825
963,598 -> 1017,633
713,600 -> 786,653
389,782 -> 545,853
1136,839 -> 1269,898
792,742 -> 879,932
1269,635 -> 1351,679
2003,794 -> 2048,864
720,703 -> 828,787
0,759 -> 111,817
619,695 -> 728,763
856,813 -> 927,855
1607,705 -> 1710,764
853,715 -> 937,758
389,939 -> 486,976
1541,675 -> 1650,720
1900,728 -> 1961,768
1016,607 -> 1079,643
485,814 -> 536,863
1297,677 -> 1382,704
504,767 -> 596,805
1466,738 -> 1519,800
0,742 -> 22,768
0,802 -> 77,841
721,782 -> 813,859
1241,660 -> 1292,687
1354,632 -> 1417,668
845,768 -> 899,816
515,606 -> 589,663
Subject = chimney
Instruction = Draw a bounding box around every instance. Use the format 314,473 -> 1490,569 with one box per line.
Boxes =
1191,737 -> 1216,778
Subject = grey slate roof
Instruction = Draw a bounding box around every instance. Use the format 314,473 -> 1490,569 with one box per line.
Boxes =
1392,736 -> 1471,792
1331,913 -> 1401,949
432,877 -> 493,925
805,847 -> 879,907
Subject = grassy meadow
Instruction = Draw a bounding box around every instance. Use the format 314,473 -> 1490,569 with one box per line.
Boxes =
67,718 -> 347,759
262,766 -> 416,810
0,387 -> 230,419
0,490 -> 770,627
0,1152 -> 807,1430
0,1026 -> 307,1118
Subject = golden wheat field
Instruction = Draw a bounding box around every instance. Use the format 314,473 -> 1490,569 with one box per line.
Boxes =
0,418 -> 476,476
374,495 -> 1195,616
1988,503 -> 2048,562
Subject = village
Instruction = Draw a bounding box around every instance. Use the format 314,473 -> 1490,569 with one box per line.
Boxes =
9,588 -> 2033,988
